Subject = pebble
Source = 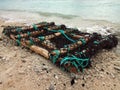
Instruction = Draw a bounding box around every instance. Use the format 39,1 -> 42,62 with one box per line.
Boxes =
82,83 -> 85,87
71,78 -> 75,86
21,54 -> 27,58
0,35 -> 2,41
110,73 -> 115,79
114,66 -> 120,71
8,73 -> 13,77
54,74 -> 58,79
34,67 -> 41,74
21,59 -> 26,63
0,81 -> 2,84
113,61 -> 120,67
14,46 -> 18,50
2,56 -> 6,60
42,65 -> 52,73
49,84 -> 54,90
18,70 -> 25,75
0,56 -> 2,59
70,73 -> 78,79
42,65 -> 48,71
102,82 -> 105,86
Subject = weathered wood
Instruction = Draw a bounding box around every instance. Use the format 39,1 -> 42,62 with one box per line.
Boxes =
25,38 -> 57,50
15,30 -> 44,39
10,34 -> 50,59
30,45 -> 49,59
51,37 -> 89,55
11,22 -> 55,33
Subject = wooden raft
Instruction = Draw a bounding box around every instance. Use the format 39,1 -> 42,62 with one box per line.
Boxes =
3,22 -> 118,73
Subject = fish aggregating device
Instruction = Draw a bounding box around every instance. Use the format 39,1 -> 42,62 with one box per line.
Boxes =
3,22 -> 118,73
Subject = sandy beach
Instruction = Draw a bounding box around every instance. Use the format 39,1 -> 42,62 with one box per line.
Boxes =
0,10 -> 120,90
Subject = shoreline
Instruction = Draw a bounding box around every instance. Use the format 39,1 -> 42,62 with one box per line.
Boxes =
0,10 -> 120,25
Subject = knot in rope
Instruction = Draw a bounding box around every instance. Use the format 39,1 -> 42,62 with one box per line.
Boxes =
79,38 -> 86,45
38,36 -> 45,41
60,55 -> 89,72
93,41 -> 99,44
16,39 -> 21,46
16,28 -> 22,32
50,29 -> 76,43
50,50 -> 60,64
32,24 -> 38,30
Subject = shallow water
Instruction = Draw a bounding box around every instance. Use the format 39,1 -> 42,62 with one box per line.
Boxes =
0,0 -> 120,23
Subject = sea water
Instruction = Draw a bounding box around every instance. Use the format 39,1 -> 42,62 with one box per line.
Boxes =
0,0 -> 120,24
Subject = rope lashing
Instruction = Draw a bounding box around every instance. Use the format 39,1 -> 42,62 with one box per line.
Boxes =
60,55 -> 89,71
16,39 -> 21,46
32,24 -> 38,30
75,50 -> 87,57
43,27 -> 48,30
64,45 -> 70,55
29,38 -> 34,45
50,50 -> 60,64
38,36 -> 45,41
27,32 -> 31,36
50,30 -> 76,43
17,34 -> 21,40
79,38 -> 86,45
16,28 -> 22,32
93,41 -> 99,44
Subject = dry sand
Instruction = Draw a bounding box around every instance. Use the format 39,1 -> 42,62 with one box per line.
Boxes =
0,19 -> 120,90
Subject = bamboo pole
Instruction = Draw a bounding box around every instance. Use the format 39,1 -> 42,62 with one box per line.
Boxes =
11,22 -> 55,33
50,37 -> 90,55
30,45 -> 49,59
38,29 -> 73,40
15,30 -> 44,39
25,38 -> 57,50
13,25 -> 67,39
10,34 -> 50,59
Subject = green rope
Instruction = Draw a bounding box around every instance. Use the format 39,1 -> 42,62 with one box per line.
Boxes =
64,45 -> 70,55
16,39 -> 21,46
27,32 -> 31,36
38,36 -> 45,41
17,34 -> 21,40
94,41 -> 99,44
60,55 -> 89,72
29,38 -> 34,45
50,50 -> 60,64
16,28 -> 22,32
32,24 -> 38,30
79,38 -> 86,45
43,27 -> 48,30
50,29 -> 76,43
